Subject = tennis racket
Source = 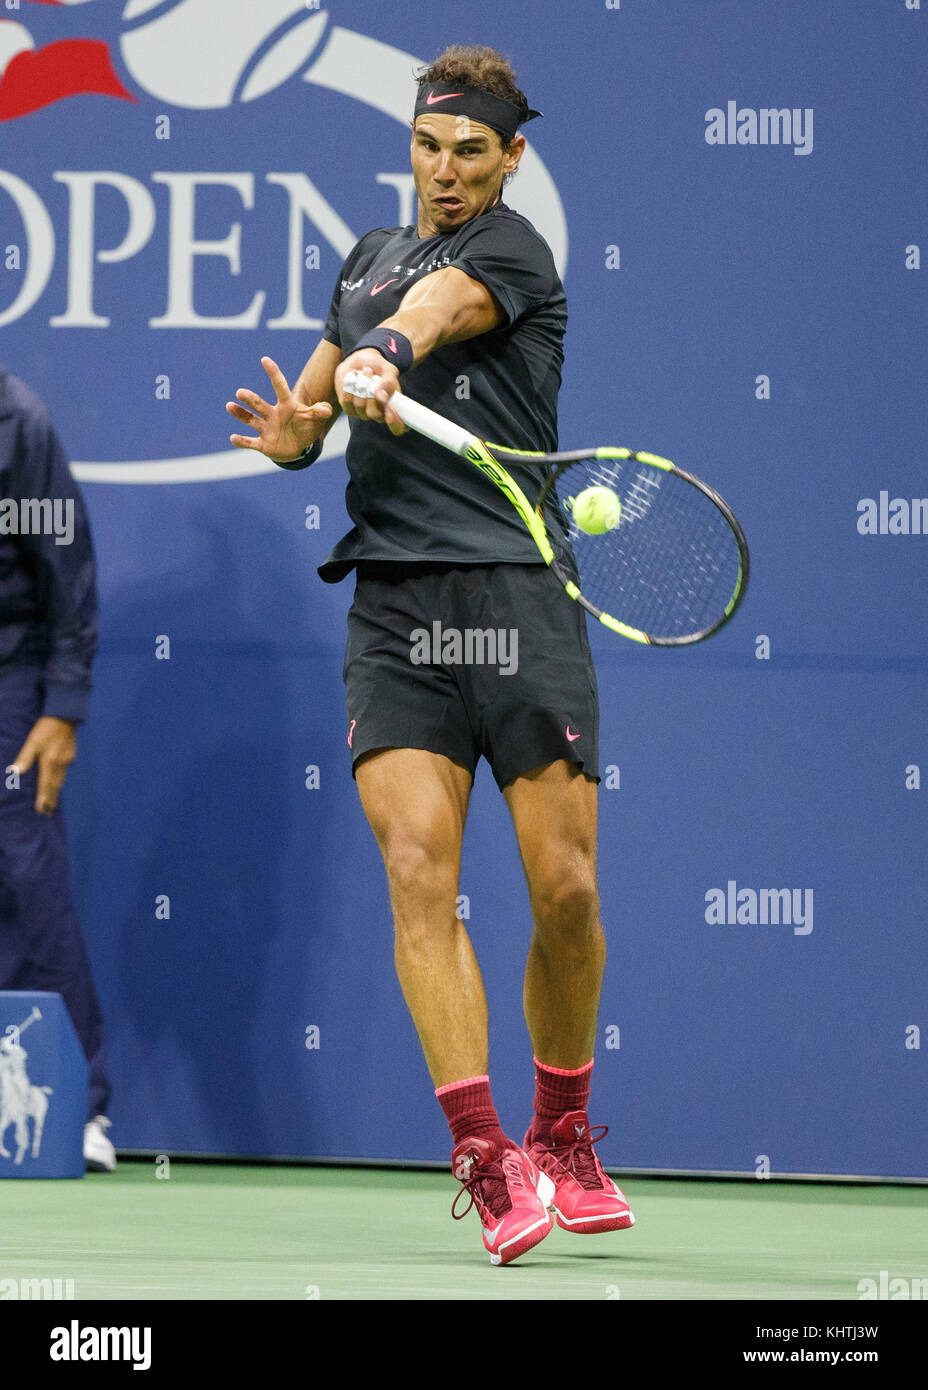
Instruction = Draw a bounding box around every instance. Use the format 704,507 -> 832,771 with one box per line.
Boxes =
342,370 -> 749,646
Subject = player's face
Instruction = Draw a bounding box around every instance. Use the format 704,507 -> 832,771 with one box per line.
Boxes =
411,114 -> 524,236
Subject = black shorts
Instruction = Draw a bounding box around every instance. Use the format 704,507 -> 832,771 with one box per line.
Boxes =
343,561 -> 599,791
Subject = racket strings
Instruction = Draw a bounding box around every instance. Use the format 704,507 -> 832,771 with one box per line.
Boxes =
555,460 -> 743,639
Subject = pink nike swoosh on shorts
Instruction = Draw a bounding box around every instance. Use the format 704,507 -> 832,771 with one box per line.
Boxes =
566,727 -> 581,741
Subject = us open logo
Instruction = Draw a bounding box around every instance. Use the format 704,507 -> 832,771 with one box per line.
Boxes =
0,0 -> 567,484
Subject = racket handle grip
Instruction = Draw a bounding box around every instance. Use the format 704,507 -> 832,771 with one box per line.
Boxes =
342,370 -> 477,457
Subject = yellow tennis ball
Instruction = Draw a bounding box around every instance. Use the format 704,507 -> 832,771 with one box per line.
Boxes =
571,486 -> 622,534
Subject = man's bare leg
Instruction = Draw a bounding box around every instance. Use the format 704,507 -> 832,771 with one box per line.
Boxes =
354,747 -> 486,1087
504,760 -> 605,1066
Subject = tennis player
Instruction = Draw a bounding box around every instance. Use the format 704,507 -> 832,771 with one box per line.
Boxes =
228,44 -> 634,1265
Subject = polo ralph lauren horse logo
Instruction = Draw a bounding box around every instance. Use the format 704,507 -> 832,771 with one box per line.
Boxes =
0,1007 -> 53,1165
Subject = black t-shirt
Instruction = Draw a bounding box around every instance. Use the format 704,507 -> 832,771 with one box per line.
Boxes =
317,201 -> 572,582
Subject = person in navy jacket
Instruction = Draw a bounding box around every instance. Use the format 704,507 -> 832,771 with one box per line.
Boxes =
0,364 -> 115,1171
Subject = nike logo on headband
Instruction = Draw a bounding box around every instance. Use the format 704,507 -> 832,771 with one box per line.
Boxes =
426,90 -> 464,105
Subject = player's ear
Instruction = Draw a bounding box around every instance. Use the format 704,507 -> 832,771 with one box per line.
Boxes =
504,133 -> 527,175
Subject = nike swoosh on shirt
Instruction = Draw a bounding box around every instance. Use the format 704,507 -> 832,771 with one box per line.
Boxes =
426,90 -> 464,105
566,727 -> 581,742
370,279 -> 398,295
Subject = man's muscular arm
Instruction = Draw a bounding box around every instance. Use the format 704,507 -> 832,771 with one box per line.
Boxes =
384,265 -> 503,358
336,267 -> 502,428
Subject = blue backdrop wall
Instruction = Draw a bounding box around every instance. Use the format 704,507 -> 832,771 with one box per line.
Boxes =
1,0 -> 924,1177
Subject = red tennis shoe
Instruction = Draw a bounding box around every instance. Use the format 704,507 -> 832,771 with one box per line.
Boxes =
524,1111 -> 635,1235
450,1136 -> 555,1266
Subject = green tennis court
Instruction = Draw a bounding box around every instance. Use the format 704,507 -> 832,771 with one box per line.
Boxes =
4,1164 -> 926,1301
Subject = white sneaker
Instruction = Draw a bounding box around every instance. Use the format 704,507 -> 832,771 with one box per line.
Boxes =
84,1116 -> 117,1172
